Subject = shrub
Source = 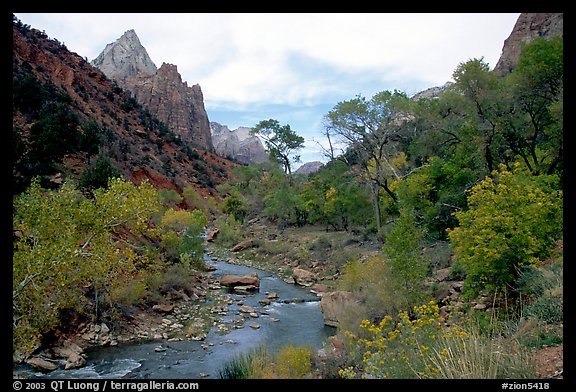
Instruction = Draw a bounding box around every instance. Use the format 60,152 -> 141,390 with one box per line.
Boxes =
273,345 -> 313,378
221,344 -> 314,379
382,207 -> 430,309
339,301 -> 455,379
523,296 -> 563,324
212,215 -> 244,249
158,188 -> 182,209
79,155 -> 119,191
340,301 -> 536,379
337,257 -> 399,326
448,164 -> 563,298
429,323 -> 535,378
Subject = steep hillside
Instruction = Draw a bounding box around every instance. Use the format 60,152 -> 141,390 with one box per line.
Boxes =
12,17 -> 237,197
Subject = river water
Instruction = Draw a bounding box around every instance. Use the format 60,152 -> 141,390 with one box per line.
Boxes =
15,255 -> 336,379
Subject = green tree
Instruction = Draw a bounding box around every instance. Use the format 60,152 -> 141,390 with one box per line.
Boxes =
221,190 -> 248,223
159,208 -> 208,267
79,155 -> 120,191
324,90 -> 412,236
448,164 -> 563,298
451,58 -> 505,174
263,179 -> 306,227
13,178 -> 160,357
383,207 -> 429,310
28,102 -> 80,163
499,37 -> 563,177
251,119 -> 305,179
323,181 -> 372,232
79,120 -> 104,163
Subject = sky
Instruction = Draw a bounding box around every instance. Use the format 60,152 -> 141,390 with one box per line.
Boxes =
14,13 -> 521,168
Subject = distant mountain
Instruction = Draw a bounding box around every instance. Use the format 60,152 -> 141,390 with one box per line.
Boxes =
410,82 -> 453,101
210,122 -> 269,165
12,17 -> 235,195
294,161 -> 325,176
91,30 -> 214,152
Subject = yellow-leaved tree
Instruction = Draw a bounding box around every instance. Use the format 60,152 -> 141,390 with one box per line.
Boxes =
448,163 -> 563,299
13,177 -> 160,358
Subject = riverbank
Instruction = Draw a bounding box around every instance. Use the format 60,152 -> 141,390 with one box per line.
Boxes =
15,220 -> 563,379
14,267 -> 234,374
14,253 -> 334,379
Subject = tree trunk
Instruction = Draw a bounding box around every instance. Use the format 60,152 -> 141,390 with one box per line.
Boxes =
372,184 -> 382,239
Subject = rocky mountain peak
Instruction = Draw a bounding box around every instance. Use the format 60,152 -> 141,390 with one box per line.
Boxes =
156,63 -> 182,82
91,29 -> 157,89
295,161 -> 325,176
92,31 -> 214,152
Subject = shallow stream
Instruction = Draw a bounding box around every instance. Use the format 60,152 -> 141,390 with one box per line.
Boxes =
16,255 -> 335,379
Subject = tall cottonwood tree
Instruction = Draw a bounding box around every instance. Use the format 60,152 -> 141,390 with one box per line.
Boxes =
323,90 -> 412,236
499,36 -> 563,177
251,119 -> 305,181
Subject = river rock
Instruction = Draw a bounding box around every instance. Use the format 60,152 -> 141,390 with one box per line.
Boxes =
292,268 -> 317,287
26,357 -> 59,371
231,239 -> 257,252
238,305 -> 255,313
232,285 -> 259,294
320,290 -> 359,328
51,340 -> 84,359
64,352 -> 86,370
220,273 -> 260,288
206,228 -> 220,242
310,283 -> 329,296
152,304 -> 175,314
265,291 -> 278,299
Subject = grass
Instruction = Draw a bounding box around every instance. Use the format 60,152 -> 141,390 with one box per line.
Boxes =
430,326 -> 536,379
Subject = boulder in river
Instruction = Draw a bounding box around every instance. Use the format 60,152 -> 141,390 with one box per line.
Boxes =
220,273 -> 260,288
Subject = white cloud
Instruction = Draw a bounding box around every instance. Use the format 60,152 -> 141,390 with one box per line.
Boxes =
14,12 -> 521,163
16,13 -> 519,106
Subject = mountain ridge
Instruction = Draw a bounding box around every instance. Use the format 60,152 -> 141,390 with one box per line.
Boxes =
91,29 -> 214,152
12,17 -> 236,196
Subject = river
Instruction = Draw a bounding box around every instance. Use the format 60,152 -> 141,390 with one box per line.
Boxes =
15,254 -> 336,379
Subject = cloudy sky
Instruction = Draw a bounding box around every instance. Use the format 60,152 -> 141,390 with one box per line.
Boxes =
14,13 -> 521,166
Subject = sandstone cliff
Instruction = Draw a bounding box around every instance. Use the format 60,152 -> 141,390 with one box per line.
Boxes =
92,30 -> 214,152
13,19 -> 234,195
91,29 -> 157,89
494,13 -> 563,76
210,122 -> 269,165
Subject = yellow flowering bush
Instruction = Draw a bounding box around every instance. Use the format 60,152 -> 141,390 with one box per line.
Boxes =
339,300 -> 466,379
448,163 -> 562,298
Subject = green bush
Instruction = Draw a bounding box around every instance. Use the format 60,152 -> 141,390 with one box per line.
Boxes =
212,214 -> 244,248
524,296 -> 563,324
79,155 -> 120,191
448,164 -> 563,298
